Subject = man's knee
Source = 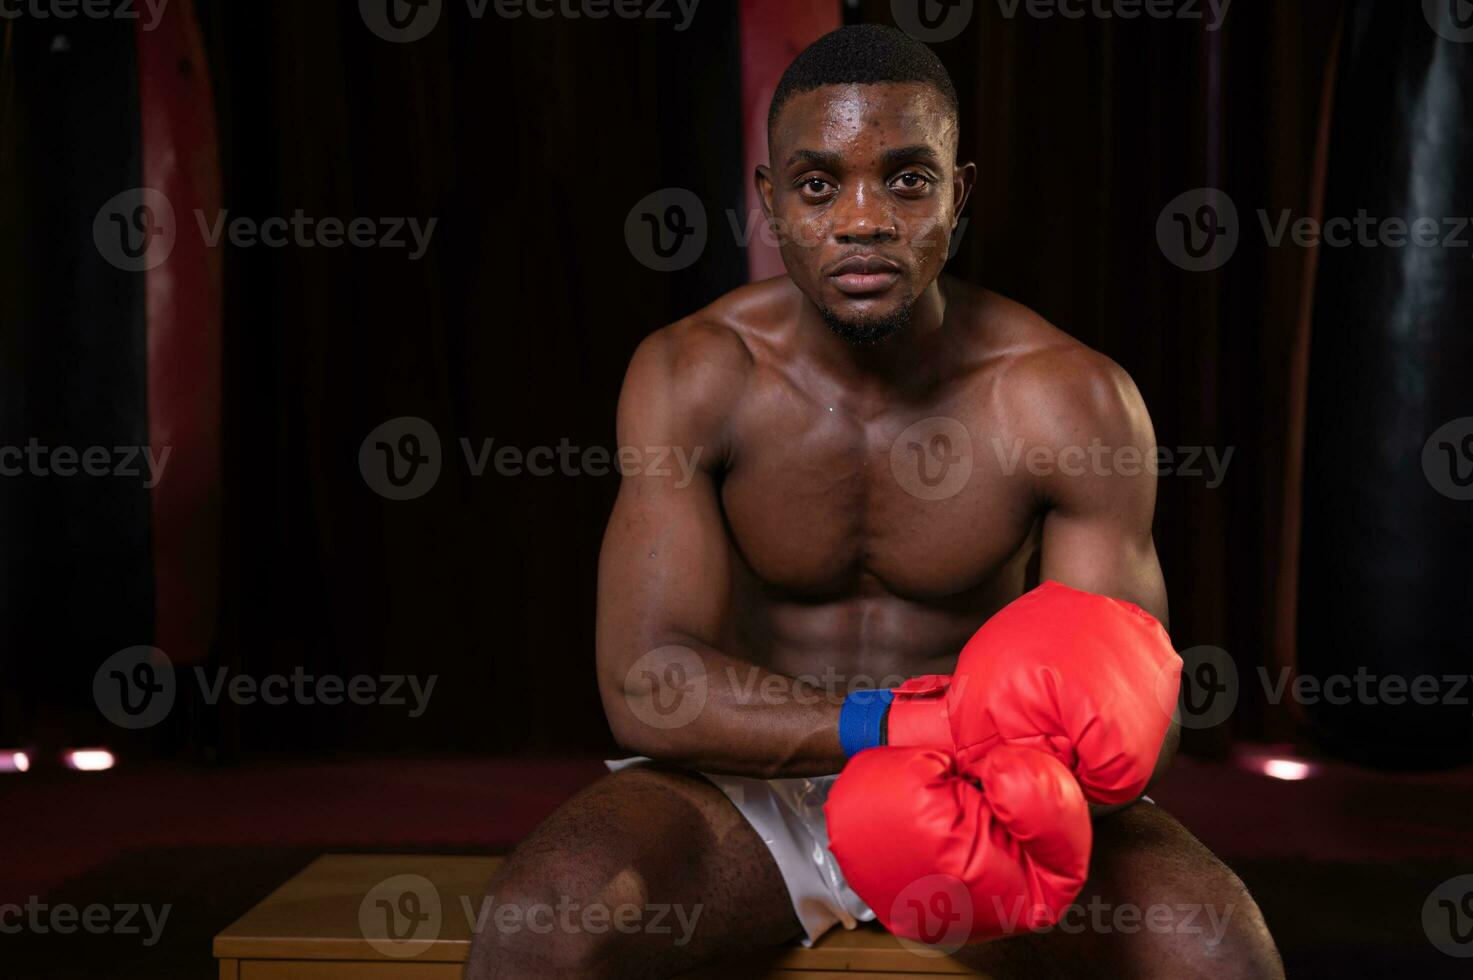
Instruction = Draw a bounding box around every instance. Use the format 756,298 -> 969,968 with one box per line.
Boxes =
1087,807 -> 1284,979
1136,870 -> 1283,979
464,856 -> 634,980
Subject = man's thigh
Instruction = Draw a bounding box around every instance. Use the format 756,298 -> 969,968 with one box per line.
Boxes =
955,804 -> 1284,979
464,761 -> 803,979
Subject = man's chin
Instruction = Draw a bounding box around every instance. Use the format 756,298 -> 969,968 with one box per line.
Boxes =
819,299 -> 915,347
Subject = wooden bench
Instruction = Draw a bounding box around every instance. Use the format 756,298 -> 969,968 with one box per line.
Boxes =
214,854 -> 988,978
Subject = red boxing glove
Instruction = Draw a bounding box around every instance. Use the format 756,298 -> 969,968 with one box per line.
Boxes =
825,582 -> 1181,946
891,580 -> 1182,805
825,743 -> 1090,945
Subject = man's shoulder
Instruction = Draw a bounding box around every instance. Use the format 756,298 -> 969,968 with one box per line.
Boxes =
627,277 -> 796,397
959,284 -> 1152,447
620,277 -> 798,434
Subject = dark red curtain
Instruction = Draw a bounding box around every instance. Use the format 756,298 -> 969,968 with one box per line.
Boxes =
4,1 -> 1350,758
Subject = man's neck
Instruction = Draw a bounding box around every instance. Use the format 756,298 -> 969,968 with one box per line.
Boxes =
797,277 -> 953,399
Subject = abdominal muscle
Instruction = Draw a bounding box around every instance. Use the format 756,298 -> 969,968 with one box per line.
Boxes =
722,574 -> 1023,697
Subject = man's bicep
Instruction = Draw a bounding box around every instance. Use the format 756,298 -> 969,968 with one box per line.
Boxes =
1032,365 -> 1167,623
596,468 -> 731,672
1039,507 -> 1167,625
594,327 -> 739,714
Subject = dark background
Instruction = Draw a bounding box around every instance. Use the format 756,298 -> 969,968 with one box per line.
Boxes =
4,2 -> 1473,977
1,0 -> 1467,765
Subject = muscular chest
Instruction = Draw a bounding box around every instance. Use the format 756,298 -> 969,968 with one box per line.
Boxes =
719,396 -> 1038,601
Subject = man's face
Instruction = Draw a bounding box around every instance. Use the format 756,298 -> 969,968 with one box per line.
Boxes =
760,82 -> 972,344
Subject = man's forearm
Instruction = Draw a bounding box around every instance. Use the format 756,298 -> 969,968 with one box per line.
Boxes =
603,640 -> 850,779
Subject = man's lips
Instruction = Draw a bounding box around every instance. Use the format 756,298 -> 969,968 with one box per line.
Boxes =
828,255 -> 902,296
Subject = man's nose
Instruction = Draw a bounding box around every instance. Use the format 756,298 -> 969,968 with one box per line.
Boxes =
831,182 -> 898,242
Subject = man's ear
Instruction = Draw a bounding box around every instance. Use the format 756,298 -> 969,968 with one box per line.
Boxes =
952,160 -> 977,231
755,164 -> 776,221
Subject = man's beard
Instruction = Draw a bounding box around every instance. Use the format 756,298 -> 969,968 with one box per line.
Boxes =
819,297 -> 916,347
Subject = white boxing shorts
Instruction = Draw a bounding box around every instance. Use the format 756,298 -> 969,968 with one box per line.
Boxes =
606,757 -> 875,945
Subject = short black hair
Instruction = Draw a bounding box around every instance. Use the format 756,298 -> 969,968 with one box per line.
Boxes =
767,24 -> 959,141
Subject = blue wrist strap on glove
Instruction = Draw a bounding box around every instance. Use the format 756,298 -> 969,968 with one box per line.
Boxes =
839,688 -> 895,757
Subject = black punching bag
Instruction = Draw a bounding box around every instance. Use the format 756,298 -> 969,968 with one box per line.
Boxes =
1298,0 -> 1473,769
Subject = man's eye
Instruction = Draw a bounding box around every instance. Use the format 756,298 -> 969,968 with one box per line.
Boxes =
893,172 -> 930,190
801,177 -> 832,194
